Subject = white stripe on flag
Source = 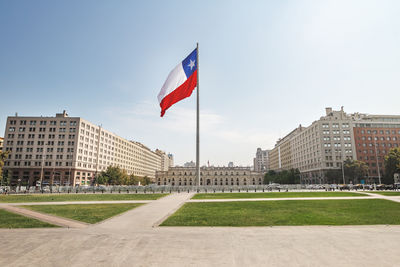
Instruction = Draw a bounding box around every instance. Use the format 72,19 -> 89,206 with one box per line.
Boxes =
158,62 -> 187,103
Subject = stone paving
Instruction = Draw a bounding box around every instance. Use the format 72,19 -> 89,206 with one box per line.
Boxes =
1,192 -> 400,266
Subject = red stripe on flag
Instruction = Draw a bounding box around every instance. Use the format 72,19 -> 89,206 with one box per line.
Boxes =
160,70 -> 197,117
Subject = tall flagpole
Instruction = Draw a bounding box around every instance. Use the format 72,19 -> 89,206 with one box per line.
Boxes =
196,42 -> 200,186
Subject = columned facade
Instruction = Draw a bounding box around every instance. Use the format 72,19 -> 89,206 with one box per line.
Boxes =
156,166 -> 264,186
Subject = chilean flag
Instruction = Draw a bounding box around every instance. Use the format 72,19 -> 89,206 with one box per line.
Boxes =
158,48 -> 197,117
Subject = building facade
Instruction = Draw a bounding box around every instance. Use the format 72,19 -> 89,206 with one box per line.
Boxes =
352,115 -> 400,181
2,111 -> 171,186
269,128 -> 301,172
156,166 -> 264,186
167,154 -> 174,168
155,149 -> 174,172
253,148 -> 270,172
268,107 -> 400,184
0,137 -> 3,152
183,161 -> 196,167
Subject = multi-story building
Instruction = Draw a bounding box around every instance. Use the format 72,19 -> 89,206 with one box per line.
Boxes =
269,107 -> 400,184
269,128 -> 301,172
183,161 -> 196,167
253,148 -> 270,172
168,154 -> 174,168
352,114 -> 400,181
156,149 -> 174,172
0,137 -> 3,152
292,107 -> 356,183
2,111 -> 171,186
156,166 -> 264,186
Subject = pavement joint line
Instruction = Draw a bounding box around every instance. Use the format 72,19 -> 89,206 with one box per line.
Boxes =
0,200 -> 154,206
152,192 -> 195,228
0,205 -> 88,228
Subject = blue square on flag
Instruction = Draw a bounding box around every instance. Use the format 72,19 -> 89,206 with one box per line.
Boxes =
182,48 -> 197,78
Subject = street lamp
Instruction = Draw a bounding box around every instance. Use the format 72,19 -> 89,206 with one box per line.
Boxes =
373,132 -> 382,184
40,146 -> 46,191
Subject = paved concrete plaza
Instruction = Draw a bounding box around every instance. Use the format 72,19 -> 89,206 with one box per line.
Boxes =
1,193 -> 400,266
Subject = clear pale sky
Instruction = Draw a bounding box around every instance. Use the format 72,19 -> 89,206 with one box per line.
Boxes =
1,0 -> 400,166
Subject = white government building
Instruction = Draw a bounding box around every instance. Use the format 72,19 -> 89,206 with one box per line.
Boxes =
156,166 -> 264,186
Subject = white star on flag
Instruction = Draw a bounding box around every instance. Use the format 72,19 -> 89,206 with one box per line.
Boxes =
188,59 -> 196,70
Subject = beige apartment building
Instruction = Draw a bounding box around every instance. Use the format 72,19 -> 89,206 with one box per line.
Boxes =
155,149 -> 173,172
269,107 -> 400,184
269,107 -> 356,183
291,107 -> 356,183
156,166 -> 264,186
0,137 -> 3,152
2,111 -> 173,186
269,128 -> 300,172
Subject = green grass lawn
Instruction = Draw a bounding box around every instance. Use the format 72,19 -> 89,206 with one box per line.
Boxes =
23,203 -> 143,224
369,191 -> 400,196
0,209 -> 58,228
0,193 -> 167,203
161,199 -> 400,226
192,191 -> 366,199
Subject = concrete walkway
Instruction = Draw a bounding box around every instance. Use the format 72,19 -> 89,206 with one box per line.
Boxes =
1,205 -> 88,228
95,192 -> 194,230
360,191 -> 400,203
2,192 -> 400,266
1,224 -> 400,266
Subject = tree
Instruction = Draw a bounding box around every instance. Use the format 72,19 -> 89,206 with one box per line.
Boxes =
264,170 -> 277,184
288,168 -> 301,184
96,166 -> 128,185
95,166 -> 151,186
344,159 -> 369,184
0,151 -> 9,186
384,148 -> 400,184
325,169 -> 342,184
128,174 -> 139,185
263,169 -> 300,184
141,176 -> 151,186
1,169 -> 12,187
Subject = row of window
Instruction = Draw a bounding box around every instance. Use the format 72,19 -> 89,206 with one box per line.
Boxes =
6,140 -> 75,146
7,134 -> 76,139
157,177 -> 262,186
168,171 -> 249,176
5,161 -> 72,167
358,143 -> 399,148
322,123 -> 350,128
359,129 -> 400,135
9,120 -> 77,126
323,143 -> 352,147
360,149 -> 390,154
359,136 -> 398,141
8,127 -> 76,133
322,130 -> 351,135
323,136 -> 351,141
358,156 -> 383,162
5,147 -> 75,153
